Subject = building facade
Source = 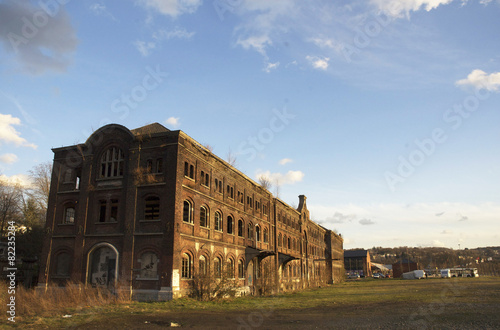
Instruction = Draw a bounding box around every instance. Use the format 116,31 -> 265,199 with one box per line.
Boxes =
344,249 -> 372,277
38,123 -> 344,300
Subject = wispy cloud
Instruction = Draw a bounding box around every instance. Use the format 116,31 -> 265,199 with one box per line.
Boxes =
0,153 -> 18,164
279,158 -> 293,165
89,3 -> 118,21
135,27 -> 195,56
134,40 -> 156,57
326,211 -> 356,224
137,0 -> 203,18
359,218 -> 376,225
370,0 -> 455,18
153,27 -> 195,40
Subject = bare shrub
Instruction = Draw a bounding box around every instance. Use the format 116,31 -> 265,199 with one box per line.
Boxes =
189,266 -> 238,301
2,281 -> 130,319
256,259 -> 276,296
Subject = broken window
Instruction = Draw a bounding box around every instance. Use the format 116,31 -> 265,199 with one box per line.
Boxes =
139,252 -> 158,279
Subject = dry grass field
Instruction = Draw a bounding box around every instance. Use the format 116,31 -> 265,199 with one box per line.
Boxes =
2,276 -> 500,329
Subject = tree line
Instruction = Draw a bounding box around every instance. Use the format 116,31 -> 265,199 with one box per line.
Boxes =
0,162 -> 51,262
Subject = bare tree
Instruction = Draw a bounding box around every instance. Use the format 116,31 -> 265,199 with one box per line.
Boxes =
0,179 -> 23,237
28,162 -> 52,214
204,144 -> 214,152
226,148 -> 237,167
274,178 -> 281,198
258,175 -> 273,191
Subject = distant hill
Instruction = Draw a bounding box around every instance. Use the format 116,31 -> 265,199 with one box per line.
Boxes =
363,246 -> 500,275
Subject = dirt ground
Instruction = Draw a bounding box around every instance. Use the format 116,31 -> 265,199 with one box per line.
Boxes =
70,299 -> 499,329
11,278 -> 500,329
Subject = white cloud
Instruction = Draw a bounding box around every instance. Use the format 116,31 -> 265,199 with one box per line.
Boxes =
255,170 -> 304,185
0,174 -> 32,188
279,158 -> 293,165
0,114 -> 37,149
264,61 -> 279,73
370,0 -> 454,18
455,69 -> 500,92
236,35 -> 272,57
133,40 -> 156,57
0,0 -> 78,74
165,116 -> 180,128
0,153 -> 18,164
306,55 -> 330,70
137,0 -> 202,18
441,230 -> 453,234
309,37 -> 344,54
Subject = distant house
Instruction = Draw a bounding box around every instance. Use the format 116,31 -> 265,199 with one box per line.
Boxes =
392,259 -> 419,278
344,249 -> 371,277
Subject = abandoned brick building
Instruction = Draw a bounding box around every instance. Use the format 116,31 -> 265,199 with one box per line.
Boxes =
38,123 -> 344,300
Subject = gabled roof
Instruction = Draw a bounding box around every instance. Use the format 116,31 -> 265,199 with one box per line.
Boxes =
131,122 -> 169,136
344,249 -> 369,258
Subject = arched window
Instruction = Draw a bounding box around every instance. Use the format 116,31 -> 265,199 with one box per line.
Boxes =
64,206 -> 75,224
238,259 -> 245,279
199,255 -> 208,276
200,206 -> 209,227
263,228 -> 269,243
214,257 -> 221,278
100,147 -> 124,178
255,225 -> 261,242
145,196 -> 160,220
215,211 -> 222,231
55,252 -> 71,276
183,200 -> 193,223
227,215 -> 234,234
247,222 -> 253,240
139,252 -> 158,278
227,258 -> 235,278
238,219 -> 244,237
288,237 -> 291,249
88,245 -> 118,287
182,253 -> 192,278
278,233 -> 282,247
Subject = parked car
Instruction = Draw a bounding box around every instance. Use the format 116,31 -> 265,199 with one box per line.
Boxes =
348,274 -> 360,279
373,273 -> 385,278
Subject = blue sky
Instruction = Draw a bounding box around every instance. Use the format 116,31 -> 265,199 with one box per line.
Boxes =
1,0 -> 499,249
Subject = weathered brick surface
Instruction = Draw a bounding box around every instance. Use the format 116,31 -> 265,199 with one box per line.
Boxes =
38,123 -> 344,299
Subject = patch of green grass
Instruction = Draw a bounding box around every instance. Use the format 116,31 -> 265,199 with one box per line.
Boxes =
11,277 -> 500,328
